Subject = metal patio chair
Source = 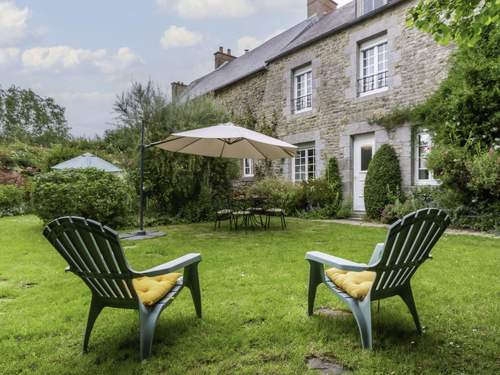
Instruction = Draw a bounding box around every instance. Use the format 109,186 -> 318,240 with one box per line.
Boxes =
306,208 -> 450,349
43,216 -> 202,360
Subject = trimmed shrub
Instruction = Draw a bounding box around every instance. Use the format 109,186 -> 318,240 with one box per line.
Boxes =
364,144 -> 402,219
32,168 -> 131,227
0,184 -> 26,216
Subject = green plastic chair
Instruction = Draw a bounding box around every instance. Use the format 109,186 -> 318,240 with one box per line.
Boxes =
43,216 -> 202,360
306,208 -> 450,349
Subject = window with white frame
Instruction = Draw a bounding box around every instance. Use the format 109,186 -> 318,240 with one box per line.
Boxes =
243,158 -> 254,177
293,65 -> 312,113
361,0 -> 387,15
415,131 -> 438,185
358,37 -> 388,95
294,144 -> 315,182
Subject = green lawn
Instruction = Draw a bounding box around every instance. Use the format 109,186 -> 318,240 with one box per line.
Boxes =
0,215 -> 498,374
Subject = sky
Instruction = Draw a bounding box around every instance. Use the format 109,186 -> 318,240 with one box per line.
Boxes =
0,0 -> 349,137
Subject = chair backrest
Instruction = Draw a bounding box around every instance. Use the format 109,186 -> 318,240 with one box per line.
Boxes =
43,216 -> 138,304
370,208 -> 450,299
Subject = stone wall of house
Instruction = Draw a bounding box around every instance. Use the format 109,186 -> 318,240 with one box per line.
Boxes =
216,70 -> 268,119
213,0 -> 453,200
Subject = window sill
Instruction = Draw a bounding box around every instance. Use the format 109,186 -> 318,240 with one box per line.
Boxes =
358,86 -> 388,97
293,107 -> 313,115
415,180 -> 440,186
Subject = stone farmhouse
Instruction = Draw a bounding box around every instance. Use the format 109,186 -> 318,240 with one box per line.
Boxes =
171,0 -> 452,213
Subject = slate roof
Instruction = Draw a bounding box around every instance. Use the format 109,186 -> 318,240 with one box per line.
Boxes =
179,17 -> 318,101
179,0 -> 403,101
51,153 -> 122,173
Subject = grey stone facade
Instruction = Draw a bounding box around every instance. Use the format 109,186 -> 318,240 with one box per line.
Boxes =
179,0 -> 453,210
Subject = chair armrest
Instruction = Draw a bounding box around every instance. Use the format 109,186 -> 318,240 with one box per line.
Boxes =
134,253 -> 201,277
305,251 -> 369,271
368,243 -> 385,266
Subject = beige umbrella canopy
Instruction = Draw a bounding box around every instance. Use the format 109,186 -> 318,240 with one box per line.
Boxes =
153,122 -> 297,160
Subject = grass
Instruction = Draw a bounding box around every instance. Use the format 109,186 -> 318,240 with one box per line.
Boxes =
0,215 -> 499,375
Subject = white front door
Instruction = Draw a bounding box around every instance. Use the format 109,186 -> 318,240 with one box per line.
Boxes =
353,133 -> 375,212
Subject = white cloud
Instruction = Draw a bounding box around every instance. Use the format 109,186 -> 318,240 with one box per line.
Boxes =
95,47 -> 142,74
0,47 -> 20,64
156,0 -> 351,19
160,25 -> 203,49
21,46 -> 106,70
0,1 -> 30,46
237,29 -> 284,55
156,0 -> 255,19
20,46 -> 141,73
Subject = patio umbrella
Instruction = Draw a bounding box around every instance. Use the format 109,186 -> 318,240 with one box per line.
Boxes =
127,122 -> 296,239
151,122 -> 297,160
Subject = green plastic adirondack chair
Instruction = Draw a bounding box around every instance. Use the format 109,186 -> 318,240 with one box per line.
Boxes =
43,216 -> 202,360
306,208 -> 450,349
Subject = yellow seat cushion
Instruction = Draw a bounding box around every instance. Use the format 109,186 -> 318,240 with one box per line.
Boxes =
132,273 -> 182,306
325,268 -> 376,300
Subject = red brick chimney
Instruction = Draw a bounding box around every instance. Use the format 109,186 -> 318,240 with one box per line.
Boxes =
214,46 -> 236,69
307,0 -> 337,17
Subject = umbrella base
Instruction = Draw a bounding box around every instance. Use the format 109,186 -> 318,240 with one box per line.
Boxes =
119,230 -> 166,241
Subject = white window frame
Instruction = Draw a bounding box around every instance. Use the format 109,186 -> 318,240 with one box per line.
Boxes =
358,37 -> 388,97
243,158 -> 254,177
415,130 -> 439,186
293,144 -> 316,182
293,65 -> 313,114
361,0 -> 388,15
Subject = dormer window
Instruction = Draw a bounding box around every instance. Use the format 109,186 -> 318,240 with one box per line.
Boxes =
293,65 -> 312,114
361,0 -> 387,15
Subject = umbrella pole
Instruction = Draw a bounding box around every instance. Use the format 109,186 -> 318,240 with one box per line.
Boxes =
119,119 -> 166,240
138,118 -> 146,235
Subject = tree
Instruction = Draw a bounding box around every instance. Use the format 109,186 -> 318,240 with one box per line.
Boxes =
412,24 -> 499,149
407,0 -> 499,47
111,81 -> 237,221
0,85 -> 69,145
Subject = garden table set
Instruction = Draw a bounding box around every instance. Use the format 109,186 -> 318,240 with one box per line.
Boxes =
214,196 -> 287,230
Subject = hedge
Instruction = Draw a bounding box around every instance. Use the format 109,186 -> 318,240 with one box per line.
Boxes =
32,168 -> 131,227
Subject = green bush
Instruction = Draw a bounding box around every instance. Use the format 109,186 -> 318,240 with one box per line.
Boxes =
466,149 -> 500,200
364,145 -> 402,219
336,199 -> 353,219
0,184 -> 26,216
246,177 -> 304,212
32,169 -> 132,227
302,178 -> 342,217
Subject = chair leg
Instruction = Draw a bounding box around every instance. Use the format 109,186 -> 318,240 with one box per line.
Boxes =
307,261 -> 324,316
351,299 -> 372,349
83,297 -> 104,353
184,263 -> 202,318
399,284 -> 422,334
139,305 -> 161,361
214,218 -> 218,230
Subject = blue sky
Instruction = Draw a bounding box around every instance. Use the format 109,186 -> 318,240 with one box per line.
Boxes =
0,0 -> 348,137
